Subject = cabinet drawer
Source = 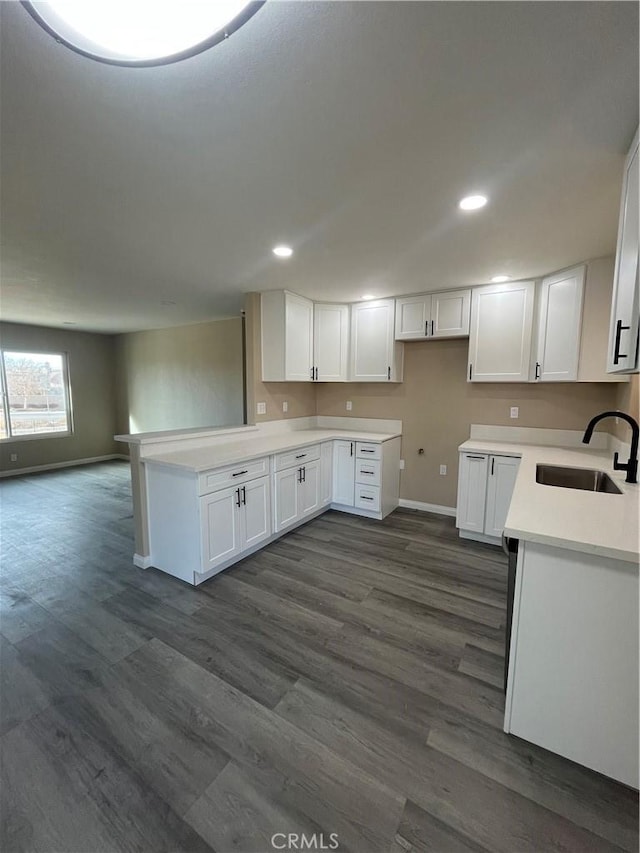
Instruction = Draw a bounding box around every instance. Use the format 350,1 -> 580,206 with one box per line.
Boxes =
356,442 -> 381,460
198,456 -> 269,495
355,484 -> 381,512
274,444 -> 321,471
355,458 -> 381,486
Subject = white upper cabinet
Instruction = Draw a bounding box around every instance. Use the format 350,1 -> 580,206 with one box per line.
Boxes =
395,295 -> 430,339
533,266 -> 585,382
468,281 -> 535,382
395,290 -> 471,340
351,298 -> 403,381
431,290 -> 471,338
608,128 -> 639,374
313,303 -> 349,381
261,291 -> 314,382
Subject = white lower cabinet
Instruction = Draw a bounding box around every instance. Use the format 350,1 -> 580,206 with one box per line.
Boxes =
320,442 -> 333,506
201,475 -> 271,574
457,452 -> 520,542
332,440 -> 355,506
274,459 -> 321,533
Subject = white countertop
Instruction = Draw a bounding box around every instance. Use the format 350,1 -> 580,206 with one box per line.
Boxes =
460,439 -> 639,564
143,428 -> 400,473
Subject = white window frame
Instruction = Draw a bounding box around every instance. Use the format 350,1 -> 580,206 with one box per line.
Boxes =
0,349 -> 74,442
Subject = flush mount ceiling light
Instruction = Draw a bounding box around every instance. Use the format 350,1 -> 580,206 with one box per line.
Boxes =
21,0 -> 264,67
361,294 -> 375,300
491,275 -> 511,283
459,194 -> 488,211
272,245 -> 293,258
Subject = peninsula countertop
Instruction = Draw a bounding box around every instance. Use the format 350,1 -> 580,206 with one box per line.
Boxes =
459,439 -> 639,564
142,428 -> 401,474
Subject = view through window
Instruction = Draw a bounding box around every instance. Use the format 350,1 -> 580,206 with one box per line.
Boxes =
0,351 -> 72,439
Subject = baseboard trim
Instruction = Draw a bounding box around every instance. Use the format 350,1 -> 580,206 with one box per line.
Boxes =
0,454 -> 129,479
459,529 -> 501,547
133,553 -> 153,569
398,499 -> 456,517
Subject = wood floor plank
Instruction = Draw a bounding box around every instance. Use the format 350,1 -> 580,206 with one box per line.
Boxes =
115,637 -> 405,852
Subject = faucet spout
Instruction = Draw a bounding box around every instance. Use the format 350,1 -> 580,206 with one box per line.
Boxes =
582,411 -> 639,485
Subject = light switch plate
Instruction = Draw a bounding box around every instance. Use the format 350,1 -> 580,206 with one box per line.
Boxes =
346,401 -> 353,411
399,459 -> 405,470
510,407 -> 519,419
257,402 -> 266,415
282,401 -> 288,413
440,464 -> 447,476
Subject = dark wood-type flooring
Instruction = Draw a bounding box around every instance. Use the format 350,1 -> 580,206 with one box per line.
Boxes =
1,461 -> 637,852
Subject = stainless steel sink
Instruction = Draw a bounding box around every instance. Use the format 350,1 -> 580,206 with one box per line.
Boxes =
536,464 -> 622,494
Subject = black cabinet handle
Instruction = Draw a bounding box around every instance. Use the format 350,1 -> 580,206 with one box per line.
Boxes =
431,320 -> 434,336
491,458 -> 495,476
235,488 -> 241,507
241,486 -> 246,505
310,366 -> 314,380
315,367 -> 318,380
360,495 -> 374,501
295,453 -> 306,459
425,320 -> 429,336
613,319 -> 630,364
232,470 -> 248,477
466,454 -> 485,460
469,363 -> 472,380
535,362 -> 541,380
361,448 -> 375,453
350,442 -> 353,456
360,470 -> 374,476
387,366 -> 391,380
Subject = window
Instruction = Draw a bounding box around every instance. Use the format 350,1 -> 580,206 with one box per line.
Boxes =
0,351 -> 72,440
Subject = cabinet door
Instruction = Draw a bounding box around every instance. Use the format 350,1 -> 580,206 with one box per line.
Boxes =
395,296 -> 430,340
242,476 -> 272,550
285,292 -> 314,381
608,130 -> 639,374
313,303 -> 349,381
320,442 -> 333,506
431,289 -> 471,338
468,281 -> 535,382
484,456 -> 520,538
200,486 -> 242,573
332,440 -> 355,506
456,453 -> 489,533
350,299 -> 396,381
298,460 -> 321,517
273,468 -> 300,532
535,267 -> 585,382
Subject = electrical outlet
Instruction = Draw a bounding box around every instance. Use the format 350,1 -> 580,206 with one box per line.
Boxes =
510,406 -> 519,419
439,464 -> 447,476
282,401 -> 288,413
10,453 -> 18,462
256,402 -> 266,415
399,459 -> 405,470
346,401 -> 352,411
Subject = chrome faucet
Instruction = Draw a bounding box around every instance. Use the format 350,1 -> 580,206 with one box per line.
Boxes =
582,411 -> 639,484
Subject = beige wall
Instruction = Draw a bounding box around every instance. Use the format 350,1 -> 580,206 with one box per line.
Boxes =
615,374 -> 640,438
244,293 -> 316,424
315,339 -> 619,507
0,322 -> 118,472
114,318 -> 244,434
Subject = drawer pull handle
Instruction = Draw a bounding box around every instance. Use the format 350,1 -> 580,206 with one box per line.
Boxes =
360,495 -> 374,501
232,470 -> 248,477
466,455 -> 485,460
361,449 -> 375,453
295,454 -> 307,459
360,470 -> 374,475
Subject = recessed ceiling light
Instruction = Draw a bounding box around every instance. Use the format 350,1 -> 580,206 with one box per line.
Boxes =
361,294 -> 375,300
459,194 -> 488,211
272,245 -> 293,258
22,1 -> 263,67
62,321 -> 76,325
491,275 -> 511,283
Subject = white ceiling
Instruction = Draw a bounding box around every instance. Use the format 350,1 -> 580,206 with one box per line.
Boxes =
1,1 -> 638,334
